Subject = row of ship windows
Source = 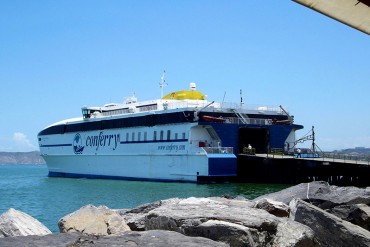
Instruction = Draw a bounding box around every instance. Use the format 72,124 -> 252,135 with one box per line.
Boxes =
102,104 -> 158,117
124,130 -> 186,142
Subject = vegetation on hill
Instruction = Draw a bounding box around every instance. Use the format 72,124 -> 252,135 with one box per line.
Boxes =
0,151 -> 45,165
332,147 -> 370,155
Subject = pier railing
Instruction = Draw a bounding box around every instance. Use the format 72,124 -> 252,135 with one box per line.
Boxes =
319,152 -> 370,165
202,147 -> 234,154
262,149 -> 370,165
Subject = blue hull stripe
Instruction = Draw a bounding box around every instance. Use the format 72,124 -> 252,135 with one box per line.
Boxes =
48,171 -> 194,183
48,171 -> 235,183
40,144 -> 72,147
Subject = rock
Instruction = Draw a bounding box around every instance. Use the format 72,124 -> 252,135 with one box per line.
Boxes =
273,219 -> 320,247
253,181 -> 330,205
145,197 -> 277,232
0,208 -> 51,238
145,197 -> 318,247
254,181 -> 370,210
184,219 -> 257,246
121,198 -> 181,231
290,198 -> 370,247
0,230 -> 228,247
58,204 -> 130,236
329,203 -> 370,231
254,198 -> 290,217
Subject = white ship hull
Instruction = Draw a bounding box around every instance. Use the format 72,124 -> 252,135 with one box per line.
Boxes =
39,121 -> 237,182
43,153 -> 235,182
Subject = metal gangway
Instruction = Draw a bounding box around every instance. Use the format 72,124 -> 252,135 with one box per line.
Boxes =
232,109 -> 249,124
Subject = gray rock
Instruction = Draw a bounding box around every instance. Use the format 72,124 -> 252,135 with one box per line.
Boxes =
0,230 -> 228,247
253,181 -> 330,205
290,198 -> 370,247
329,203 -> 370,231
0,208 -> 51,238
184,219 -> 257,246
254,198 -> 290,217
145,197 -> 277,231
58,204 -> 130,235
254,181 -> 370,210
273,219 -> 320,247
145,197 -> 318,247
121,198 -> 181,231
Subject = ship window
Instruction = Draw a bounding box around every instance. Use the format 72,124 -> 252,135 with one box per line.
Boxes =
182,132 -> 186,139
153,131 -> 157,141
126,133 -> 129,142
175,133 -> 178,140
138,132 -> 141,141
132,132 -> 135,142
167,130 -> 171,140
144,132 -> 147,141
160,130 -> 164,141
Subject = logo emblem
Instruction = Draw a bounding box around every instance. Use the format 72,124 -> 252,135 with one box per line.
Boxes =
73,133 -> 84,154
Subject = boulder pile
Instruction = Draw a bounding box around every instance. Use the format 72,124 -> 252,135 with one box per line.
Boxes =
1,181 -> 370,246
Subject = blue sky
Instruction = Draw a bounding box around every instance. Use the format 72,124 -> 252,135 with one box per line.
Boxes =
0,0 -> 369,152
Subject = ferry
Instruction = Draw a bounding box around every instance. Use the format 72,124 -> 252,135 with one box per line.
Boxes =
38,82 -> 303,182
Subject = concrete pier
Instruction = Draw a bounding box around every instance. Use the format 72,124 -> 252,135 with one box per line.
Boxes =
237,154 -> 370,187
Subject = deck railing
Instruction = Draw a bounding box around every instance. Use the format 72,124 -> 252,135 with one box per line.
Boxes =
202,147 -> 234,154
223,117 -> 271,125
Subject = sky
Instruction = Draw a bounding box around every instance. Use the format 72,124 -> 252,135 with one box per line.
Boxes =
0,0 -> 369,152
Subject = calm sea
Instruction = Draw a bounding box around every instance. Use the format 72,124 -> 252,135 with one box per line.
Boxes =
0,164 -> 288,233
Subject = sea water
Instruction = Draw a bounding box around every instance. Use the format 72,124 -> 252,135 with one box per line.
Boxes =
0,164 -> 288,233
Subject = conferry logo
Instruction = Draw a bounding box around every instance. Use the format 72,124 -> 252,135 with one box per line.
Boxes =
73,133 -> 85,154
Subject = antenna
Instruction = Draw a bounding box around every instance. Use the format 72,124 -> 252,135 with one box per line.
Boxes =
221,91 -> 226,109
311,126 -> 316,154
240,89 -> 244,108
159,69 -> 167,98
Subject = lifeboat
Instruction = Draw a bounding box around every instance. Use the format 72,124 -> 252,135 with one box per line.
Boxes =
271,119 -> 292,125
201,115 -> 225,123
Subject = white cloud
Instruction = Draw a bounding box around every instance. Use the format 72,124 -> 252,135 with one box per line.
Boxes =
12,132 -> 37,151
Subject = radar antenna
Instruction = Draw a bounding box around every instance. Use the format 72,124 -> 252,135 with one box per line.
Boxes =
240,89 -> 244,108
159,69 -> 167,98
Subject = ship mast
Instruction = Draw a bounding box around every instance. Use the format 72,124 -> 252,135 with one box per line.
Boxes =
240,89 -> 244,108
159,70 -> 167,98
311,126 -> 316,154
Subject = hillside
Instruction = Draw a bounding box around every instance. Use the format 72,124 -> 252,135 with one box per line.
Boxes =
0,151 -> 45,165
333,147 -> 370,155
